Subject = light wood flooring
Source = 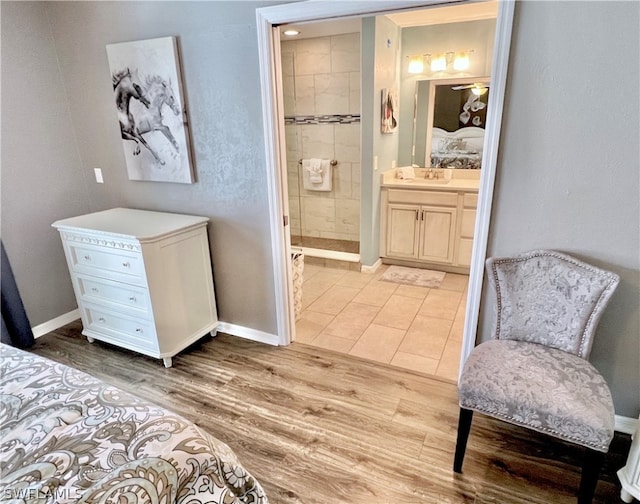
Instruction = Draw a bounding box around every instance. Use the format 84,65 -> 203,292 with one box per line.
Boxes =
30,322 -> 629,504
297,262 -> 467,381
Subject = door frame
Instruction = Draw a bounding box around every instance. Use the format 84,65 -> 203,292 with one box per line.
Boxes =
256,0 -> 515,373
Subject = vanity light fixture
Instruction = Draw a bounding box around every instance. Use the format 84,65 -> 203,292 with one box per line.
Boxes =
407,50 -> 474,74
283,29 -> 300,36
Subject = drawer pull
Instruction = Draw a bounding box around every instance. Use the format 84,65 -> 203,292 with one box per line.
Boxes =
84,255 -> 92,261
91,287 -> 99,293
129,296 -> 137,302
122,261 -> 131,268
98,317 -> 106,323
135,328 -> 143,334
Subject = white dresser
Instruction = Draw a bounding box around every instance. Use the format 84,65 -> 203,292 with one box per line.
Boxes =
52,208 -> 218,367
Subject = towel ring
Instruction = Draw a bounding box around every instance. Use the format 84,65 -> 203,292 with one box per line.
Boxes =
298,159 -> 338,166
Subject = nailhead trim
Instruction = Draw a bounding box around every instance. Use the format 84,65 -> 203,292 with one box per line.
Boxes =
488,250 -> 619,359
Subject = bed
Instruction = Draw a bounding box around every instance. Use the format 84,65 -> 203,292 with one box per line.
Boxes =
0,344 -> 268,504
430,126 -> 484,170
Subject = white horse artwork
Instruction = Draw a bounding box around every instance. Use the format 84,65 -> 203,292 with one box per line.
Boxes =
106,37 -> 193,183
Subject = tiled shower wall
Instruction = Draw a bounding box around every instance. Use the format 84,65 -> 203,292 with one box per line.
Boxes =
281,34 -> 361,243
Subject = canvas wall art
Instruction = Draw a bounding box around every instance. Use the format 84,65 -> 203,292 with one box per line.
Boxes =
106,37 -> 194,183
381,88 -> 398,134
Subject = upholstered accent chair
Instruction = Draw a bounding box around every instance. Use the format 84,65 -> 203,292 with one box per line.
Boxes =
454,250 -> 620,504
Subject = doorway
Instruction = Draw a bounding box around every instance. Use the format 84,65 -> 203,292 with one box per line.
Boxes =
256,0 -> 515,379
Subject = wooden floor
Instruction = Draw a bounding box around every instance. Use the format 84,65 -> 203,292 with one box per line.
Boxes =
30,321 -> 630,504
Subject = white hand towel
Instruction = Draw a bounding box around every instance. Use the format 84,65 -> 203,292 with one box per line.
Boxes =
397,166 -> 415,180
308,158 -> 323,183
302,159 -> 332,191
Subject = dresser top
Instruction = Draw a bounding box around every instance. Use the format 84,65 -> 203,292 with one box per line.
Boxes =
52,208 -> 209,242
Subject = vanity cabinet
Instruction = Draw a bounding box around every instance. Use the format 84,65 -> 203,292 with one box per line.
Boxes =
52,208 -> 218,367
381,187 -> 477,272
386,204 -> 457,263
457,192 -> 478,267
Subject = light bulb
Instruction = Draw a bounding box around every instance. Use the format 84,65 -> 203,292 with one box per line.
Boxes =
430,54 -> 447,72
453,52 -> 470,71
408,55 -> 424,74
471,86 -> 488,96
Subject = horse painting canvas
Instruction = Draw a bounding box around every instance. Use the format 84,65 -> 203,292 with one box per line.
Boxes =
106,37 -> 193,183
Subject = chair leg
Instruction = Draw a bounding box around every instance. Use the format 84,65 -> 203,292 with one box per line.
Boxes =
577,448 -> 605,504
453,407 -> 473,473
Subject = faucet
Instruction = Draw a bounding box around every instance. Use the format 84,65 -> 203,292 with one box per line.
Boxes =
425,168 -> 435,180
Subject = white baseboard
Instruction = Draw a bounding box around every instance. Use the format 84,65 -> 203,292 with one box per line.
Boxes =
216,322 -> 279,346
616,415 -> 638,436
301,247 -> 360,263
32,309 -> 80,338
31,311 -> 279,347
361,258 -> 382,273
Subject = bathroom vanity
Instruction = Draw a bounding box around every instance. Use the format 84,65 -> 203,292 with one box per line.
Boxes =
380,168 -> 479,273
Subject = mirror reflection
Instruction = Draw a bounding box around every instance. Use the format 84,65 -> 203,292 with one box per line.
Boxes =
424,79 -> 490,169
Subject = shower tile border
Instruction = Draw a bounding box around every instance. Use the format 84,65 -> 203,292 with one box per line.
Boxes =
285,114 -> 361,125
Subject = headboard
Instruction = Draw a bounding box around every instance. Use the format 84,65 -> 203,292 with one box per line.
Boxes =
430,127 -> 485,169
431,126 -> 485,154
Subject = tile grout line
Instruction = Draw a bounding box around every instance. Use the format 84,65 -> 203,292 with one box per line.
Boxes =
298,263 -> 467,380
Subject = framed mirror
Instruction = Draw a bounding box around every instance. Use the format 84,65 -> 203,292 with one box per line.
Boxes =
427,77 -> 490,169
413,77 -> 490,169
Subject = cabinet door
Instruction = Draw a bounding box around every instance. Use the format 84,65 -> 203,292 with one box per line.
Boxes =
418,206 -> 456,263
386,204 -> 420,258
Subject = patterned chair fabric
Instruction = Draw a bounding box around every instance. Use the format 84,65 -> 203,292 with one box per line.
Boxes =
459,249 -> 620,453
485,250 -> 620,359
458,339 -> 615,451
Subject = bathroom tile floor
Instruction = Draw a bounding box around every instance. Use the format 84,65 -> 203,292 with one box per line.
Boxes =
294,262 -> 468,382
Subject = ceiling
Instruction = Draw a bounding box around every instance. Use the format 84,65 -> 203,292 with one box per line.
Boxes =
386,1 -> 498,28
279,1 -> 498,40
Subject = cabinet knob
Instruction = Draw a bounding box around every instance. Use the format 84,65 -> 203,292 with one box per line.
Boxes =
122,261 -> 130,268
91,287 -> 99,293
84,255 -> 91,261
129,296 -> 136,302
135,328 -> 143,333
98,317 -> 106,322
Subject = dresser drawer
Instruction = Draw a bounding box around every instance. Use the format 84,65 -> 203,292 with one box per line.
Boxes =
83,304 -> 158,349
75,274 -> 151,317
66,242 -> 146,285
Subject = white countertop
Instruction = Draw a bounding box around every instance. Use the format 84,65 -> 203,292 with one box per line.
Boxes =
381,168 -> 480,192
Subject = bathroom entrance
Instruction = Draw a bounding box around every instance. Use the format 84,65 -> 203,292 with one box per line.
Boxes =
256,0 -> 516,382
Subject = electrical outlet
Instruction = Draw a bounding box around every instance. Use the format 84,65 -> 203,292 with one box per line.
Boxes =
94,168 -> 104,184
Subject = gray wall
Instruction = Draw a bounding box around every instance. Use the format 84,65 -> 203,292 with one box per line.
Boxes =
1,2 -> 93,324
1,1 -> 279,333
479,1 -> 640,417
1,1 -> 638,417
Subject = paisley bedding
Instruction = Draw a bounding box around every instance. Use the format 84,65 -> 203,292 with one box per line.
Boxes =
0,344 -> 268,504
